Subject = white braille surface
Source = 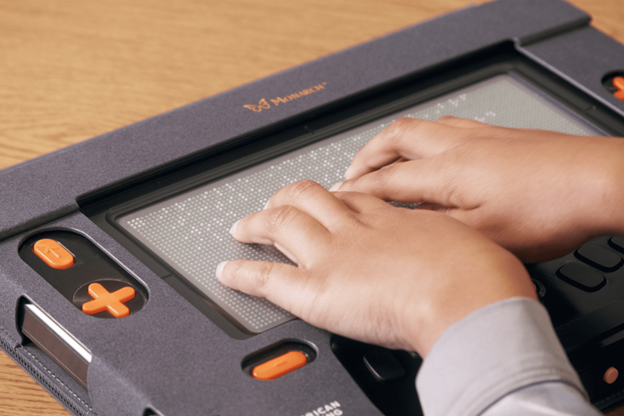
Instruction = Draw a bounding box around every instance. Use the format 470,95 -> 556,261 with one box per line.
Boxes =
119,75 -> 600,334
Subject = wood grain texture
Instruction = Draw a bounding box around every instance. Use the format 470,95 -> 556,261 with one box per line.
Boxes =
1,0 -> 623,414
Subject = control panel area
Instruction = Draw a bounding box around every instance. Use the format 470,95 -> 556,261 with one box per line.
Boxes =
19,230 -> 148,319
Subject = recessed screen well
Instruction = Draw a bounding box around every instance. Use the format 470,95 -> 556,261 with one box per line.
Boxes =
118,74 -> 601,334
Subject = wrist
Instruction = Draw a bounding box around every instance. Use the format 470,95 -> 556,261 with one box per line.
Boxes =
403,250 -> 536,357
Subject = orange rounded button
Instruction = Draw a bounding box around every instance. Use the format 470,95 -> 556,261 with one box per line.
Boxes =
33,239 -> 74,269
604,366 -> 619,385
252,351 -> 307,380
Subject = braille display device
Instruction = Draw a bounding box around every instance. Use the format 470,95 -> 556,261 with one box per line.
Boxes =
2,1 -> 624,415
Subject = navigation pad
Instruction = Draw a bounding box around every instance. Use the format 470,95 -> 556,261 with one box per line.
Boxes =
19,230 -> 148,319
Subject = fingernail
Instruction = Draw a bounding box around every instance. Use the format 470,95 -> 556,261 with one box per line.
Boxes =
263,200 -> 270,210
216,261 -> 228,279
329,181 -> 343,192
229,220 -> 239,235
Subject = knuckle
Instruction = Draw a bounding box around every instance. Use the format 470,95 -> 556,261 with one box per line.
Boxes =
283,179 -> 320,201
387,117 -> 420,146
251,262 -> 275,291
388,116 -> 414,133
267,205 -> 298,232
392,116 -> 415,128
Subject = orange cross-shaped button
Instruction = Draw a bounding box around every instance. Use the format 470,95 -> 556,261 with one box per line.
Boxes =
82,283 -> 135,318
613,77 -> 624,101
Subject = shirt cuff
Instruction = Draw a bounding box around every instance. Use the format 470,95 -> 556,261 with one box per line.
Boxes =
415,297 -> 586,416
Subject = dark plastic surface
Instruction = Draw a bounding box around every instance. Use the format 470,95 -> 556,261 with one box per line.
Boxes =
331,336 -> 422,416
556,300 -> 624,353
363,350 -> 407,383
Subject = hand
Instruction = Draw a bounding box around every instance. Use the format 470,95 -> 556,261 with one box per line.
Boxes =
332,117 -> 624,262
217,180 -> 536,356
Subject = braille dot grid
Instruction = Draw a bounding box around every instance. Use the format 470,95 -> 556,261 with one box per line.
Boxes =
119,75 -> 600,334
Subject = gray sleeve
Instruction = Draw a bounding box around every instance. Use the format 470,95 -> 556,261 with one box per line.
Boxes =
415,297 -> 602,416
482,382 -> 601,415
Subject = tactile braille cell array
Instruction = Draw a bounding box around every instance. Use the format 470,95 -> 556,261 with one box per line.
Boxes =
119,75 -> 600,334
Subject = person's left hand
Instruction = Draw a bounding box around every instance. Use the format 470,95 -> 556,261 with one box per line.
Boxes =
216,180 -> 535,356
331,117 -> 624,262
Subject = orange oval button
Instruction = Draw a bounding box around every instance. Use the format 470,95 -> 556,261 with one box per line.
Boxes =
33,239 -> 74,269
252,351 -> 307,380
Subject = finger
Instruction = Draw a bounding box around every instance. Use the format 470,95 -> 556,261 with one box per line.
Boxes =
266,180 -> 354,229
216,259 -> 310,317
231,205 -> 330,266
332,191 -> 390,214
435,116 -> 487,128
337,158 -> 468,208
344,117 -> 467,180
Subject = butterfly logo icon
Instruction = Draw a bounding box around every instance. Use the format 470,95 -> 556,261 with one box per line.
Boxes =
244,98 -> 270,112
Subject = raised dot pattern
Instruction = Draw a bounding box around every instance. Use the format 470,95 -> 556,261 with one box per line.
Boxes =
120,75 -> 598,333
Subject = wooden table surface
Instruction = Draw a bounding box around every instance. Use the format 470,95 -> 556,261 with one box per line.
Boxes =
1,0 -> 624,414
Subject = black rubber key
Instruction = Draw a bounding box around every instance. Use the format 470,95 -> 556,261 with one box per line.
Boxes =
557,262 -> 606,292
575,243 -> 623,272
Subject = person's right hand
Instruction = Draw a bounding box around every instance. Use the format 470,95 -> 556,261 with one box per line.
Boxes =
332,117 -> 624,262
217,180 -> 535,356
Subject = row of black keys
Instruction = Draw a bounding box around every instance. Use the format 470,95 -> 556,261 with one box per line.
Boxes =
558,236 -> 624,291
